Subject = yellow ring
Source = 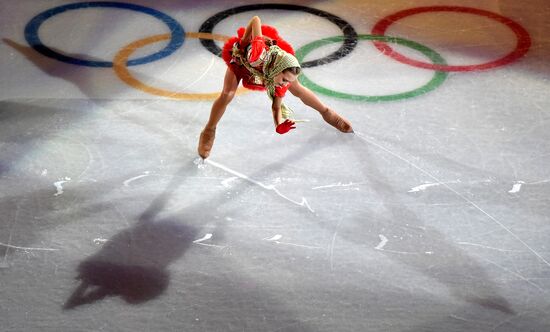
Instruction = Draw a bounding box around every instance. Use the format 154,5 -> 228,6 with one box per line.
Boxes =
113,32 -> 247,100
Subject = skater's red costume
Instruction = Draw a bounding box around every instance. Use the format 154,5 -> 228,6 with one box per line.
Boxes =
222,25 -> 295,98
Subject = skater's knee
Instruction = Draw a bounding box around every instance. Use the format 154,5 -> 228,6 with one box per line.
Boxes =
251,16 -> 261,25
217,90 -> 236,104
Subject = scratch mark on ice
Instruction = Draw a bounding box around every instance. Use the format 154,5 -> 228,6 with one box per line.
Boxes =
123,171 -> 150,186
408,183 -> 440,192
221,177 -> 239,188
263,235 -> 321,249
0,242 -> 59,252
206,159 -> 315,213
178,55 -> 216,91
355,131 -> 550,268
375,234 -> 388,250
457,242 -> 523,252
193,233 -> 226,248
408,180 -> 460,193
328,225 -> 341,271
193,233 -> 213,243
93,238 -> 108,245
508,181 -> 525,193
54,177 -> 71,196
482,257 -> 546,293
373,235 -> 422,255
450,315 -> 478,323
312,182 -> 357,190
264,235 -> 283,242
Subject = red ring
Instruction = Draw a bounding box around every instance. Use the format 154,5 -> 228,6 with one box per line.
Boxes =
371,6 -> 531,72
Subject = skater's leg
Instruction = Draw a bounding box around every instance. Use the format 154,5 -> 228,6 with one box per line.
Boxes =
198,68 -> 239,158
288,80 -> 353,133
241,16 -> 262,45
204,68 -> 239,130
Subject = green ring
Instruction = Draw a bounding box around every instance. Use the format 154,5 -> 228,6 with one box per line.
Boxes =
295,35 -> 448,102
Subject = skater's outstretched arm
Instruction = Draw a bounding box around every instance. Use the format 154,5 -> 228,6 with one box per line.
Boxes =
272,96 -> 296,134
271,96 -> 283,127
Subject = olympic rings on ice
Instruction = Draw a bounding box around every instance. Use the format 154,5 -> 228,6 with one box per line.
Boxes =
21,2 -> 532,102
24,2 -> 185,67
113,32 -> 249,100
295,35 -> 448,102
198,3 -> 358,68
371,6 -> 532,72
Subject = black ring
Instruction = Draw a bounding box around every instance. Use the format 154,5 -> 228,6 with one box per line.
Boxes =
198,3 -> 358,68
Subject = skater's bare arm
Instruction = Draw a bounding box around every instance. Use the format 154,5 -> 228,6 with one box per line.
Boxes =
272,97 -> 283,126
242,16 -> 262,45
288,80 -> 328,113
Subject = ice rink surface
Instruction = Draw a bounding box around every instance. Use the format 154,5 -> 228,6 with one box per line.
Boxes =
1,0 -> 549,331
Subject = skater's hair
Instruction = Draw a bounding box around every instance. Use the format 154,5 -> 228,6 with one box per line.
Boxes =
283,67 -> 301,76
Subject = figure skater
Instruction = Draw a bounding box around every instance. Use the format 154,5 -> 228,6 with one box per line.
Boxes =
198,16 -> 353,159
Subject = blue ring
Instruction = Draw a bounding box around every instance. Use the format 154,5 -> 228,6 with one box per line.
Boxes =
24,1 -> 185,67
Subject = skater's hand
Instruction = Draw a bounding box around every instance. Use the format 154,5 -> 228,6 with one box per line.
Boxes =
276,119 -> 296,134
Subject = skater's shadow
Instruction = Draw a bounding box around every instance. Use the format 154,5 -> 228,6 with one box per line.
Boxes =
2,38 -> 190,101
64,163 -> 200,310
3,38 -> 102,98
348,134 -> 515,315
64,132 -> 324,310
63,220 -> 198,309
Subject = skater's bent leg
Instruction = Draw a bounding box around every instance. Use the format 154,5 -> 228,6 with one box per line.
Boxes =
289,81 -> 353,133
288,80 -> 327,112
241,16 -> 262,45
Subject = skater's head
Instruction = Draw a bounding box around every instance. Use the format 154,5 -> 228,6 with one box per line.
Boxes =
274,66 -> 301,87
264,47 -> 300,93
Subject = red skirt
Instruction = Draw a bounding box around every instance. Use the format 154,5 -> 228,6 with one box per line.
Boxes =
222,25 -> 295,95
